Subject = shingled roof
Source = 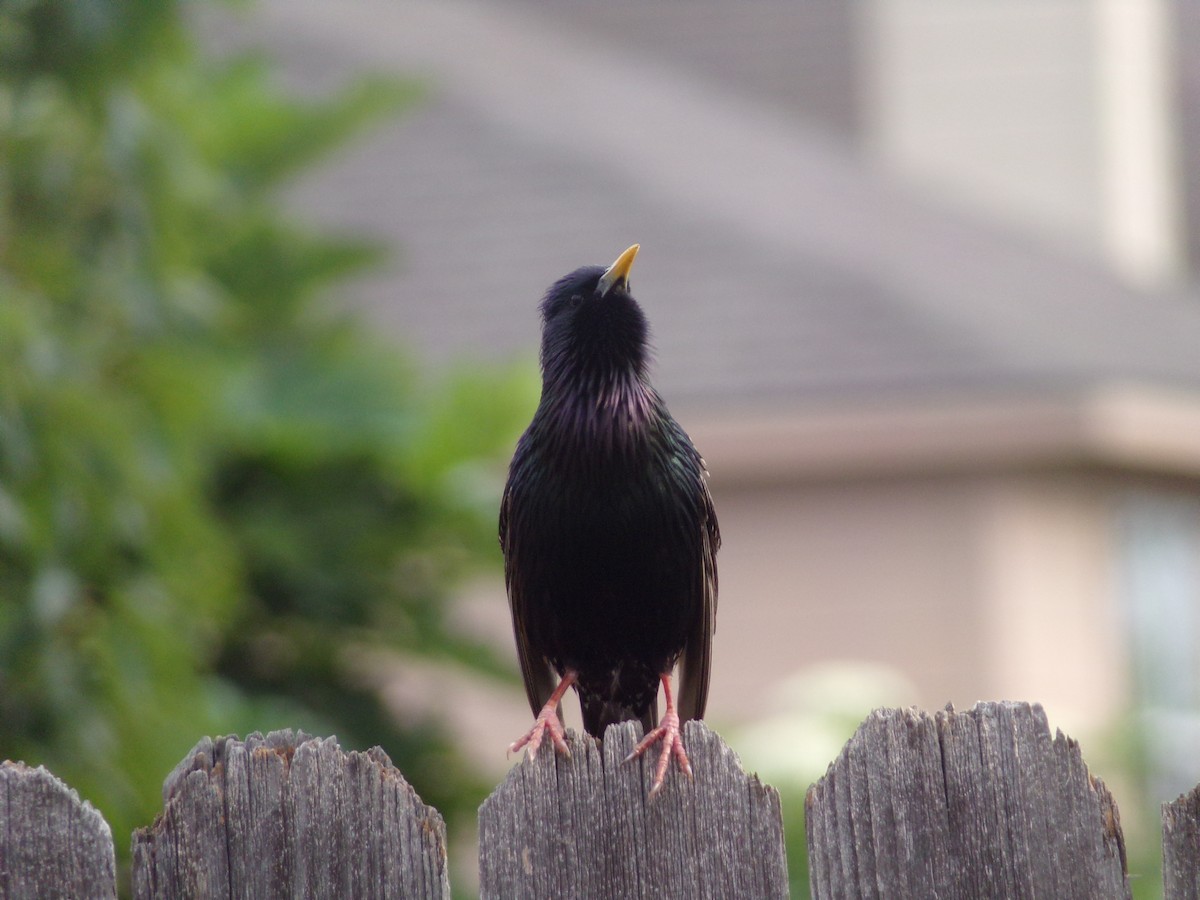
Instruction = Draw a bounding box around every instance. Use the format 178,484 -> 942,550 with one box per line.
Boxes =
227,0 -> 1200,427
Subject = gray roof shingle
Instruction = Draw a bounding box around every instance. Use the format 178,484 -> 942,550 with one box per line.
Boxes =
218,0 -> 1200,417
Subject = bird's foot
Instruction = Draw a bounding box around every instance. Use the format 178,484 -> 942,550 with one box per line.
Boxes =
509,702 -> 571,760
509,671 -> 577,760
625,706 -> 691,797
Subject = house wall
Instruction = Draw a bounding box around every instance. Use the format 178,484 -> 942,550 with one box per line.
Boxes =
862,0 -> 1184,287
862,0 -> 1103,252
706,469 -> 1133,737
706,474 -> 989,720
974,471 -> 1129,733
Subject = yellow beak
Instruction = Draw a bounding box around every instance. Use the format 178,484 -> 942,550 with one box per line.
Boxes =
597,244 -> 640,297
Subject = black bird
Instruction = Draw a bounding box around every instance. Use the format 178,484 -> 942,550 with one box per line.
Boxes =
500,244 -> 719,793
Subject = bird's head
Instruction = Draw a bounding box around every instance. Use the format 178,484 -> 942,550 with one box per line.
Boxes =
538,244 -> 650,388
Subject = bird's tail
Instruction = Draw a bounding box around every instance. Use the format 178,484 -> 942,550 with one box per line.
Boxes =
580,694 -> 658,740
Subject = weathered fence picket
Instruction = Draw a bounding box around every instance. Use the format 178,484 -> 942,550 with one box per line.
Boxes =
130,730 -> 450,900
7,700 -> 1200,898
1163,783 -> 1200,899
804,702 -> 1130,899
0,761 -> 117,899
478,720 -> 788,899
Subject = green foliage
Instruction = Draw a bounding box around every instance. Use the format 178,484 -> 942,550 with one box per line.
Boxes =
0,0 -> 532,849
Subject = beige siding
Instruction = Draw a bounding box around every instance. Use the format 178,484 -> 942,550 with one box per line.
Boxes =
706,475 -> 990,719
863,0 -> 1103,250
976,473 -> 1130,734
864,0 -> 1184,285
707,469 -> 1133,738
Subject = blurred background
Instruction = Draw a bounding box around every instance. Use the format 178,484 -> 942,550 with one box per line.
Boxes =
5,0 -> 1200,895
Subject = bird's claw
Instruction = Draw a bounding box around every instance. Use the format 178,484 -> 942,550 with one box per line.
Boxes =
625,710 -> 690,797
509,706 -> 571,760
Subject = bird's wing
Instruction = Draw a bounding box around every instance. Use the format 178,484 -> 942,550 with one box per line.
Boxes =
500,478 -> 558,717
677,474 -> 720,722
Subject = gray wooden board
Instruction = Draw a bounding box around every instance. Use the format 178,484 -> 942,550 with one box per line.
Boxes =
477,720 -> 788,899
1163,783 -> 1200,899
130,730 -> 450,899
0,760 -> 117,900
805,701 -> 1130,899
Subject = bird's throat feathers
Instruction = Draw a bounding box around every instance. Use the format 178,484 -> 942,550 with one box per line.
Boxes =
533,261 -> 661,456
537,364 -> 659,457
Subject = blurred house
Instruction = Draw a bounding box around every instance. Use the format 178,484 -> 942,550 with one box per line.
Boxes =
221,0 -> 1200,774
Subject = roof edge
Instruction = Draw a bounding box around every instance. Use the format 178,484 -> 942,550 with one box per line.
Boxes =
689,383 -> 1200,484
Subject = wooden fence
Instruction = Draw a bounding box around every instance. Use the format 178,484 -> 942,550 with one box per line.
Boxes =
3,701 -> 1199,898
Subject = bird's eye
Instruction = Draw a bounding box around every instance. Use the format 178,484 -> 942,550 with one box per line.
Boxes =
568,294 -> 583,308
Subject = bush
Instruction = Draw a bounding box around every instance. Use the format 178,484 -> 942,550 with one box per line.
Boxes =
0,0 -> 531,850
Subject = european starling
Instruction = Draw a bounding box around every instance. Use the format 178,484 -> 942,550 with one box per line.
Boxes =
500,244 -> 719,794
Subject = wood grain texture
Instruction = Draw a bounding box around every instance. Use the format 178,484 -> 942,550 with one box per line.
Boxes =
477,720 -> 788,899
805,702 -> 1129,900
1163,783 -> 1200,899
0,760 -> 117,900
130,730 -> 450,899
